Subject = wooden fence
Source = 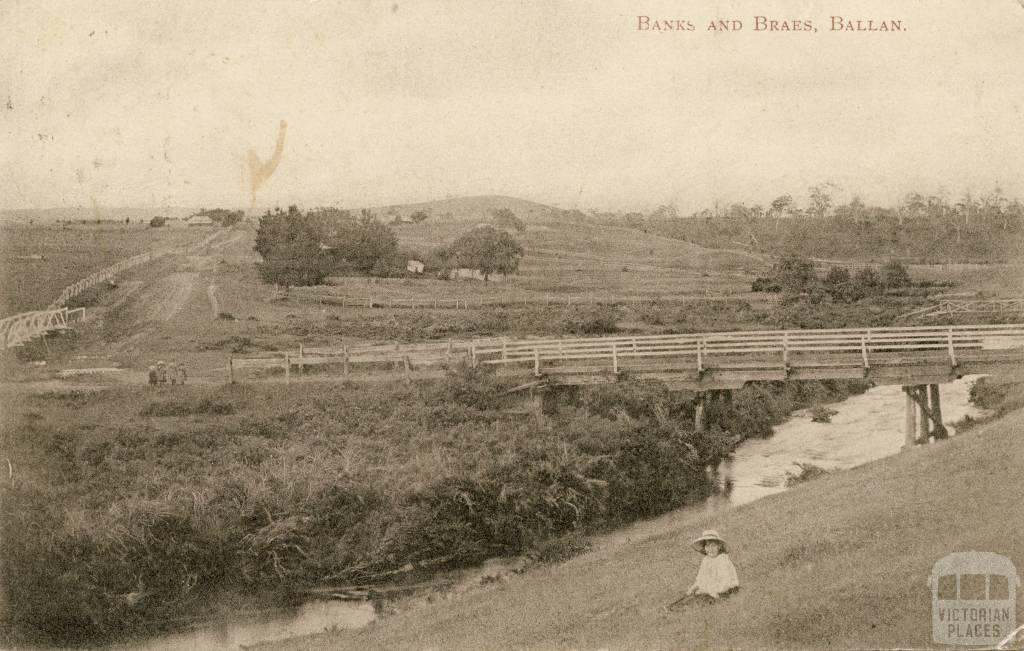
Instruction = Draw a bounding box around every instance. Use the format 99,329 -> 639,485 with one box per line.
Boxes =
46,230 -> 225,309
291,291 -> 780,310
227,338 -> 501,382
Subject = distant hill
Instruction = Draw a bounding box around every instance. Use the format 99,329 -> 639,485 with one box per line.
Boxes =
374,195 -> 562,223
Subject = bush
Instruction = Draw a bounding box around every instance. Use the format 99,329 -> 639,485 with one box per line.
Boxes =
559,305 -> 619,335
140,397 -> 236,417
785,462 -> 830,486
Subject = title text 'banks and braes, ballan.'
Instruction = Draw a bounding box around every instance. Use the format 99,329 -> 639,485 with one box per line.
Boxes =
637,16 -> 905,33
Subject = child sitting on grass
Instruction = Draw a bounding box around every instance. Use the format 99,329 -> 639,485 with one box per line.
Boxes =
671,529 -> 740,609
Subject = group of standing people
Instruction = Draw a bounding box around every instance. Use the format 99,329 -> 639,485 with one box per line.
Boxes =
148,360 -> 187,386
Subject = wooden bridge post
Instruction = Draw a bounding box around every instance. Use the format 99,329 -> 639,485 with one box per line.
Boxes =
928,384 -> 948,439
917,386 -> 930,442
903,386 -> 917,448
529,388 -> 544,425
694,392 -> 707,433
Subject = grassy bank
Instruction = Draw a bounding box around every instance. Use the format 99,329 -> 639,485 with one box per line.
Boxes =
0,372 -> 865,646
269,403 -> 1024,650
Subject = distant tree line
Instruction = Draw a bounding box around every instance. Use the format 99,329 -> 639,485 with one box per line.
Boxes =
254,206 -> 525,287
584,185 -> 1024,264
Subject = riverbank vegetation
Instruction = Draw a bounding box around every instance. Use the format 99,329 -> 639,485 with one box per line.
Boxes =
298,400 -> 1024,650
0,372 -> 867,645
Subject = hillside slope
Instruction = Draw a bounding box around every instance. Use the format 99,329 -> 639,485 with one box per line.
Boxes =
269,410 -> 1024,650
375,195 -> 562,223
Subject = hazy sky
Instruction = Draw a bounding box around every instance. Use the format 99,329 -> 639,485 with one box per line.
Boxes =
3,0 -> 1024,213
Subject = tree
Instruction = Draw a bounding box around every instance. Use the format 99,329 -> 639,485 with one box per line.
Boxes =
881,260 -> 911,289
410,210 -> 430,223
149,216 -> 166,227
852,268 -> 882,296
325,216 -> 399,275
808,183 -> 837,219
491,208 -> 526,233
254,206 -> 332,287
772,254 -> 817,294
446,226 -> 524,280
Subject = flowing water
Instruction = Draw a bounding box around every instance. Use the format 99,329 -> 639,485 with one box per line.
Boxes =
110,376 -> 986,650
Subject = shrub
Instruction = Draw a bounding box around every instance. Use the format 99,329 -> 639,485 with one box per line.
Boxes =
559,305 -> 619,335
785,462 -> 830,486
140,398 -> 236,417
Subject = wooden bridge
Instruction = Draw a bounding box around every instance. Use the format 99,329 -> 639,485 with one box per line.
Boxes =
0,308 -> 85,350
231,324 -> 1024,447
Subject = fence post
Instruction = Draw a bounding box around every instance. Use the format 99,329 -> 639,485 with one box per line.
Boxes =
612,343 -> 619,374
502,340 -> 507,360
298,344 -> 304,374
534,349 -> 541,377
284,354 -> 290,384
343,345 -> 350,375
782,332 -> 790,372
947,327 -> 957,368
229,355 -> 234,384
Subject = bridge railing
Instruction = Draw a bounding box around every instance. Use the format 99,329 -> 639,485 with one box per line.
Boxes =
471,324 -> 1024,368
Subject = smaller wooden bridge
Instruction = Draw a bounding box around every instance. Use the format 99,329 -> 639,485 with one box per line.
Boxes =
0,308 -> 85,350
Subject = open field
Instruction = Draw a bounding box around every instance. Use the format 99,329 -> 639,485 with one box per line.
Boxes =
268,394 -> 1024,651
0,224 -> 209,315
1,211 -> 963,383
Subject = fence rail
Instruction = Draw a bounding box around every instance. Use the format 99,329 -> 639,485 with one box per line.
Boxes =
290,291 -> 780,310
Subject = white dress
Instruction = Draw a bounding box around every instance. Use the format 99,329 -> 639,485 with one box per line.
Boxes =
693,553 -> 740,595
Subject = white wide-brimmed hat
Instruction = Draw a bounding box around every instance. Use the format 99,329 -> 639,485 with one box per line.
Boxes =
692,529 -> 727,554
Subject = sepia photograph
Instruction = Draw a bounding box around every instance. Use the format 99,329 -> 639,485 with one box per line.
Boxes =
1,1 -> 1023,649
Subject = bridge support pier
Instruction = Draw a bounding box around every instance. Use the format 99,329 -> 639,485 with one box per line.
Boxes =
904,387 -> 917,448
903,384 -> 948,447
929,384 -> 948,440
694,392 -> 706,433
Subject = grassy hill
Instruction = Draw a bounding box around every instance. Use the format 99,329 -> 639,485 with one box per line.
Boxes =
269,407 -> 1024,650
375,195 -> 562,223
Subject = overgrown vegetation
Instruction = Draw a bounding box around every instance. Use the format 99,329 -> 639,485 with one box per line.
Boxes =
751,254 -> 916,303
0,373 -> 867,645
